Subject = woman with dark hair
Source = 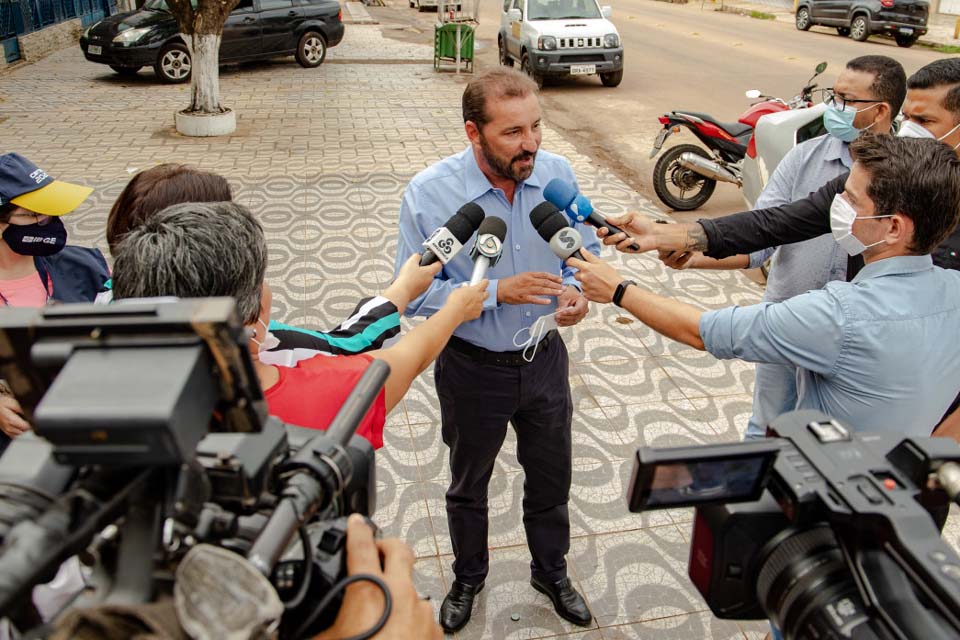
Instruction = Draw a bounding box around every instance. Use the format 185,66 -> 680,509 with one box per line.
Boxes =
103,164 -> 428,355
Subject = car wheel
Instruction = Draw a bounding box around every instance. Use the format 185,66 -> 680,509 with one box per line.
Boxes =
498,37 -> 513,67
296,31 -> 327,68
155,43 -> 191,84
600,69 -> 623,87
409,0 -> 413,6
837,26 -> 850,36
795,7 -> 811,31
521,52 -> 543,90
895,33 -> 919,47
417,1 -> 427,12
850,15 -> 869,41
110,65 -> 141,76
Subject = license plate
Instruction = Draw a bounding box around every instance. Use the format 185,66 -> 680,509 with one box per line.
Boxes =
88,45 -> 102,55
649,127 -> 670,158
570,64 -> 595,75
900,27 -> 914,34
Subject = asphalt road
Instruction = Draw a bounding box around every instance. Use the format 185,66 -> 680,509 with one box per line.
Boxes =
371,0 -> 948,220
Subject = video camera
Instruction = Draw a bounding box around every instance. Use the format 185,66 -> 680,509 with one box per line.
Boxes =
0,299 -> 384,639
628,410 -> 960,639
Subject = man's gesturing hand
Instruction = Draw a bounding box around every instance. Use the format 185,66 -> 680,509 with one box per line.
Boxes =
555,285 -> 589,327
497,272 -> 565,305
314,515 -> 442,640
566,251 -> 625,304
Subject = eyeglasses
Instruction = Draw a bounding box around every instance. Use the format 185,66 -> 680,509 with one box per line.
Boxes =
7,212 -> 51,226
820,88 -> 881,111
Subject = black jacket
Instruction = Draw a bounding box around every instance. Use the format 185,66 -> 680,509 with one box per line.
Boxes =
698,171 -> 960,277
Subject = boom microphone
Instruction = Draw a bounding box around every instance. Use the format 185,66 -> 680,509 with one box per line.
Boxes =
469,216 -> 507,285
543,179 -> 640,251
529,202 -> 585,261
420,203 -> 486,266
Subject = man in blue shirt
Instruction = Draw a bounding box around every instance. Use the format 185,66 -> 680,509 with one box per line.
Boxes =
658,56 -> 906,442
395,68 -> 599,632
571,134 -> 960,443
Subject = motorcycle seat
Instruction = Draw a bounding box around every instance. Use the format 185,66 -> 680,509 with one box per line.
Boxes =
674,111 -> 753,138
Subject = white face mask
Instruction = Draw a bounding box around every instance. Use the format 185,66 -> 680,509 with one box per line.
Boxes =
251,318 -> 280,352
898,119 -> 960,150
512,312 -> 559,363
830,194 -> 893,256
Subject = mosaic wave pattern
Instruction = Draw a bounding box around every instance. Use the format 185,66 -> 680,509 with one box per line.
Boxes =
3,29 -> 958,640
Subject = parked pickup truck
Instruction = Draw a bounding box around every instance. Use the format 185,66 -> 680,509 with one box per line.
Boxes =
498,0 -> 624,88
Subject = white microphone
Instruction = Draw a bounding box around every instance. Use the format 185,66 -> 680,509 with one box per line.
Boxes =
530,202 -> 585,260
469,216 -> 507,285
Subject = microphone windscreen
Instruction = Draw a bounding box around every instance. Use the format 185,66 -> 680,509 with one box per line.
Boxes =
457,202 -> 486,230
534,212 -> 570,243
543,179 -> 577,210
478,216 -> 508,241
446,205 -> 486,243
529,201 -> 560,230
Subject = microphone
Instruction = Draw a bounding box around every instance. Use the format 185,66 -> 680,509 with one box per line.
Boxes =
420,202 -> 486,266
529,202 -> 585,261
542,178 -> 640,251
469,216 -> 507,285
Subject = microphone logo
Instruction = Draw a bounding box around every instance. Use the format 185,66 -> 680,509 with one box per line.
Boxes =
569,202 -> 585,223
475,234 -> 503,259
558,229 -> 577,250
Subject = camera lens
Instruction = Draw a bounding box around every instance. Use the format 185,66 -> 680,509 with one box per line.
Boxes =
756,525 -> 869,637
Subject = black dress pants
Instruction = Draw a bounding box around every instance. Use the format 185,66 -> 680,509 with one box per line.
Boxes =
434,335 -> 573,587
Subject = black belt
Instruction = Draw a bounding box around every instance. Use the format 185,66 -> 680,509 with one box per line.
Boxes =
447,330 -> 556,367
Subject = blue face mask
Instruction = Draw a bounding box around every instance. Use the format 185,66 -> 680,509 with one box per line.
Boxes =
823,102 -> 879,143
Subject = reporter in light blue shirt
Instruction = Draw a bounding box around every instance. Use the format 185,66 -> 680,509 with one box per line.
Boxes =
571,135 -> 960,440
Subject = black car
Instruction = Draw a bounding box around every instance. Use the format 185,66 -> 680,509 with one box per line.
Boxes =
79,0 -> 344,83
795,0 -> 928,47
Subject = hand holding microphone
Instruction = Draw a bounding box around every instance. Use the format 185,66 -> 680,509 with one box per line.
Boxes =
543,179 -> 641,252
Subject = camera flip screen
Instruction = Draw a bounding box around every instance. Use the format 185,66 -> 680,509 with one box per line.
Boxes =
628,441 -> 781,512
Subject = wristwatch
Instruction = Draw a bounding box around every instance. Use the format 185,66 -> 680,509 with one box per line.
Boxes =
612,280 -> 636,307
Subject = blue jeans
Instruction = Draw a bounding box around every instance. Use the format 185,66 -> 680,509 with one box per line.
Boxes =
745,362 -> 798,439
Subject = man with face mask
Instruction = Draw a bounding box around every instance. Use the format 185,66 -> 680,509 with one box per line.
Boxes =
394,68 -> 599,632
0,153 -> 109,448
659,56 -> 905,444
598,57 -> 960,439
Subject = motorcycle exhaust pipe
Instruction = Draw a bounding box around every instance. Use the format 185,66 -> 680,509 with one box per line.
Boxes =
678,152 -> 741,186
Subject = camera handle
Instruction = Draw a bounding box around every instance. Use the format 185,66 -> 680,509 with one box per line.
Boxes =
246,360 -> 391,578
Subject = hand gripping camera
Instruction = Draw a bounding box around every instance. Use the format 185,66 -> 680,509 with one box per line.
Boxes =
628,410 -> 960,640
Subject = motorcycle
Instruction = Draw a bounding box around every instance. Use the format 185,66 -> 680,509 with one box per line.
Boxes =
649,62 -> 827,211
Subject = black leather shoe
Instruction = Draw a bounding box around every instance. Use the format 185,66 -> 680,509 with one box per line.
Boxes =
440,580 -> 484,633
530,576 -> 593,627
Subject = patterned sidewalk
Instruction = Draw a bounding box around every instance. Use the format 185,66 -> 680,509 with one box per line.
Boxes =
1,24 -> 956,640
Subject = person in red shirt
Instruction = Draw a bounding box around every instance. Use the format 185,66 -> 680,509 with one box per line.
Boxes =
111,200 -> 487,448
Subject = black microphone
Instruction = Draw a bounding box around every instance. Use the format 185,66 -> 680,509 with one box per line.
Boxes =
543,178 -> 640,251
469,216 -> 507,285
420,203 -> 485,266
530,202 -> 585,261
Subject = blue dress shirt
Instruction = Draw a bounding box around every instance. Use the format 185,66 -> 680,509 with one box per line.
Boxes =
395,146 -> 600,352
701,255 -> 960,437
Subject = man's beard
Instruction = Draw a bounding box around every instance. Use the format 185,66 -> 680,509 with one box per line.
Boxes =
479,134 -> 537,182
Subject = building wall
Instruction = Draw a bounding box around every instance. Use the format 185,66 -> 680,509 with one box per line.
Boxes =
17,18 -> 82,62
